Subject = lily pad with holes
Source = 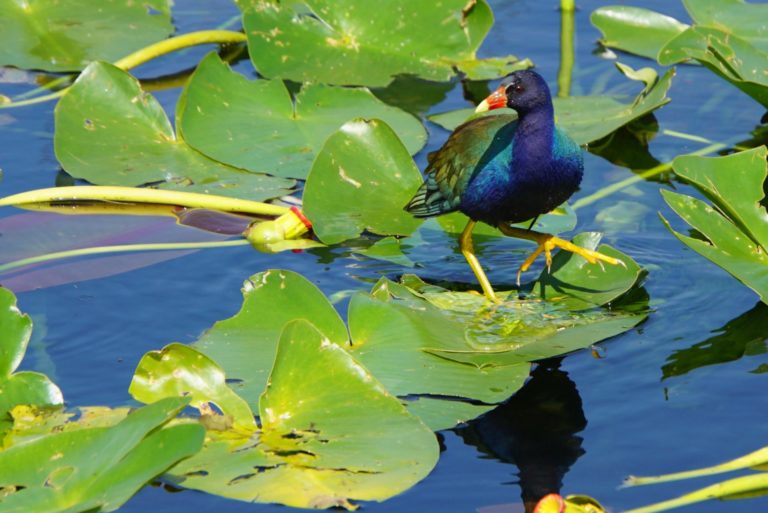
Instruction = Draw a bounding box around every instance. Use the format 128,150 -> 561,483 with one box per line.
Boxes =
179,53 -> 426,180
54,61 -> 295,200
0,287 -> 63,439
661,146 -> 768,304
242,0 -> 528,86
155,321 -> 439,510
0,397 -> 204,513
303,119 -> 425,244
0,0 -> 173,72
428,63 -> 674,146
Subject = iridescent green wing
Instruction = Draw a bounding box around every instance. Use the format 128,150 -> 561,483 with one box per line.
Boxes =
405,114 -> 518,218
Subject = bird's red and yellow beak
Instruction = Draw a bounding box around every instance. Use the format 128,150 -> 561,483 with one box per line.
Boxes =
475,85 -> 507,113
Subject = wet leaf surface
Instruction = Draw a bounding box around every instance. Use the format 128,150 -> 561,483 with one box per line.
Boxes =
168,320 -> 439,510
0,0 -> 173,72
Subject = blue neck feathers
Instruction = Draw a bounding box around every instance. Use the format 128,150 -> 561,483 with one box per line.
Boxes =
512,102 -> 556,172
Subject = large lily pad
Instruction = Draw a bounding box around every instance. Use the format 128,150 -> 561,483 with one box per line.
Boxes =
428,64 -> 674,146
179,53 -> 426,180
0,0 -> 173,72
54,61 -> 295,200
591,6 -> 688,60
0,397 -> 204,513
191,265 -> 643,431
661,146 -> 768,304
163,321 -> 439,510
303,119 -> 424,244
242,0 -> 526,86
192,269 -> 348,411
0,287 -> 63,438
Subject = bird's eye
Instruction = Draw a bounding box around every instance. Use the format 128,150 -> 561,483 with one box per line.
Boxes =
507,84 -> 524,95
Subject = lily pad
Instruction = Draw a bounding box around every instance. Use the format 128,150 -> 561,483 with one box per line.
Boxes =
428,64 -> 674,146
179,53 -> 427,180
130,343 -> 257,433
167,320 -> 439,510
242,0 -> 527,86
0,397 -> 204,513
192,270 -> 348,411
54,61 -> 295,200
0,287 -> 63,438
0,0 -> 173,72
303,119 -> 424,244
353,236 -> 416,268
591,6 -> 688,60
661,146 -> 768,304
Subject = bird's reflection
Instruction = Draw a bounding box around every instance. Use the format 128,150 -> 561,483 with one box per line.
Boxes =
456,358 -> 587,513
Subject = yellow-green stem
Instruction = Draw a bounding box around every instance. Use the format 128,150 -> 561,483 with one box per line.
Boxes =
557,3 -> 575,97
0,240 -> 249,274
0,186 -> 290,217
561,0 -> 576,12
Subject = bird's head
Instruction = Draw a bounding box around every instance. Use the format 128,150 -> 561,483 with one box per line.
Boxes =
475,70 -> 552,116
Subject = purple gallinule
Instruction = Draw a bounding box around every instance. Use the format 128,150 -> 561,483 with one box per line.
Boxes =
405,70 -> 622,303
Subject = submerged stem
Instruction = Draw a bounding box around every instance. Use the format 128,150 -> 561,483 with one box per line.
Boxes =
0,240 -> 250,274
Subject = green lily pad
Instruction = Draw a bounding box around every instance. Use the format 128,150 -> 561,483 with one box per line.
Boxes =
353,236 -> 416,268
179,53 -> 426,180
242,0 -> 527,87
661,146 -> 768,304
130,343 -> 257,433
192,270 -> 348,411
434,204 -> 577,238
0,397 -> 204,513
0,0 -> 173,72
167,320 -> 438,510
0,288 -> 63,439
427,63 -> 674,146
54,61 -> 295,201
659,26 -> 768,107
591,6 -> 688,60
303,119 -> 424,244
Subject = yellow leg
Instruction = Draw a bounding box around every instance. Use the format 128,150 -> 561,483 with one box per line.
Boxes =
460,220 -> 501,303
497,224 -> 626,286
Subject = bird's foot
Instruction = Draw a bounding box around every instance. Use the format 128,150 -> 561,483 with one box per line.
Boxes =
513,232 -> 625,286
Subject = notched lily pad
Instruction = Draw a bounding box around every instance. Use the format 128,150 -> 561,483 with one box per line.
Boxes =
0,287 -> 63,439
180,53 -> 426,180
0,0 -> 173,72
661,146 -> 768,304
591,6 -> 688,60
54,61 -> 295,201
166,320 -> 439,510
242,0 -> 528,86
303,119 -> 425,245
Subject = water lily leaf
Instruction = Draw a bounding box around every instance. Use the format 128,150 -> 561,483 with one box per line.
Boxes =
0,288 -> 63,438
192,270 -> 348,411
659,26 -> 768,107
591,6 -> 688,60
130,343 -> 257,433
353,236 -> 415,268
169,320 -> 439,510
242,0 -> 525,86
661,147 -> 768,304
683,0 -> 768,48
0,0 -> 173,72
303,119 -> 424,244
179,53 -> 426,180
0,397 -> 204,513
54,61 -> 295,200
427,64 -> 674,146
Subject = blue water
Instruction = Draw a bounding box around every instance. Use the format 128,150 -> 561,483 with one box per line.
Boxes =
2,1 -> 768,512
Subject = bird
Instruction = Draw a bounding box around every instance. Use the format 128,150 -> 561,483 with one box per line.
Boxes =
405,69 -> 622,303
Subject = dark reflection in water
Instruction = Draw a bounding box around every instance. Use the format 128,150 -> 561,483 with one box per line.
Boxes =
663,301 -> 768,379
456,359 -> 586,513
